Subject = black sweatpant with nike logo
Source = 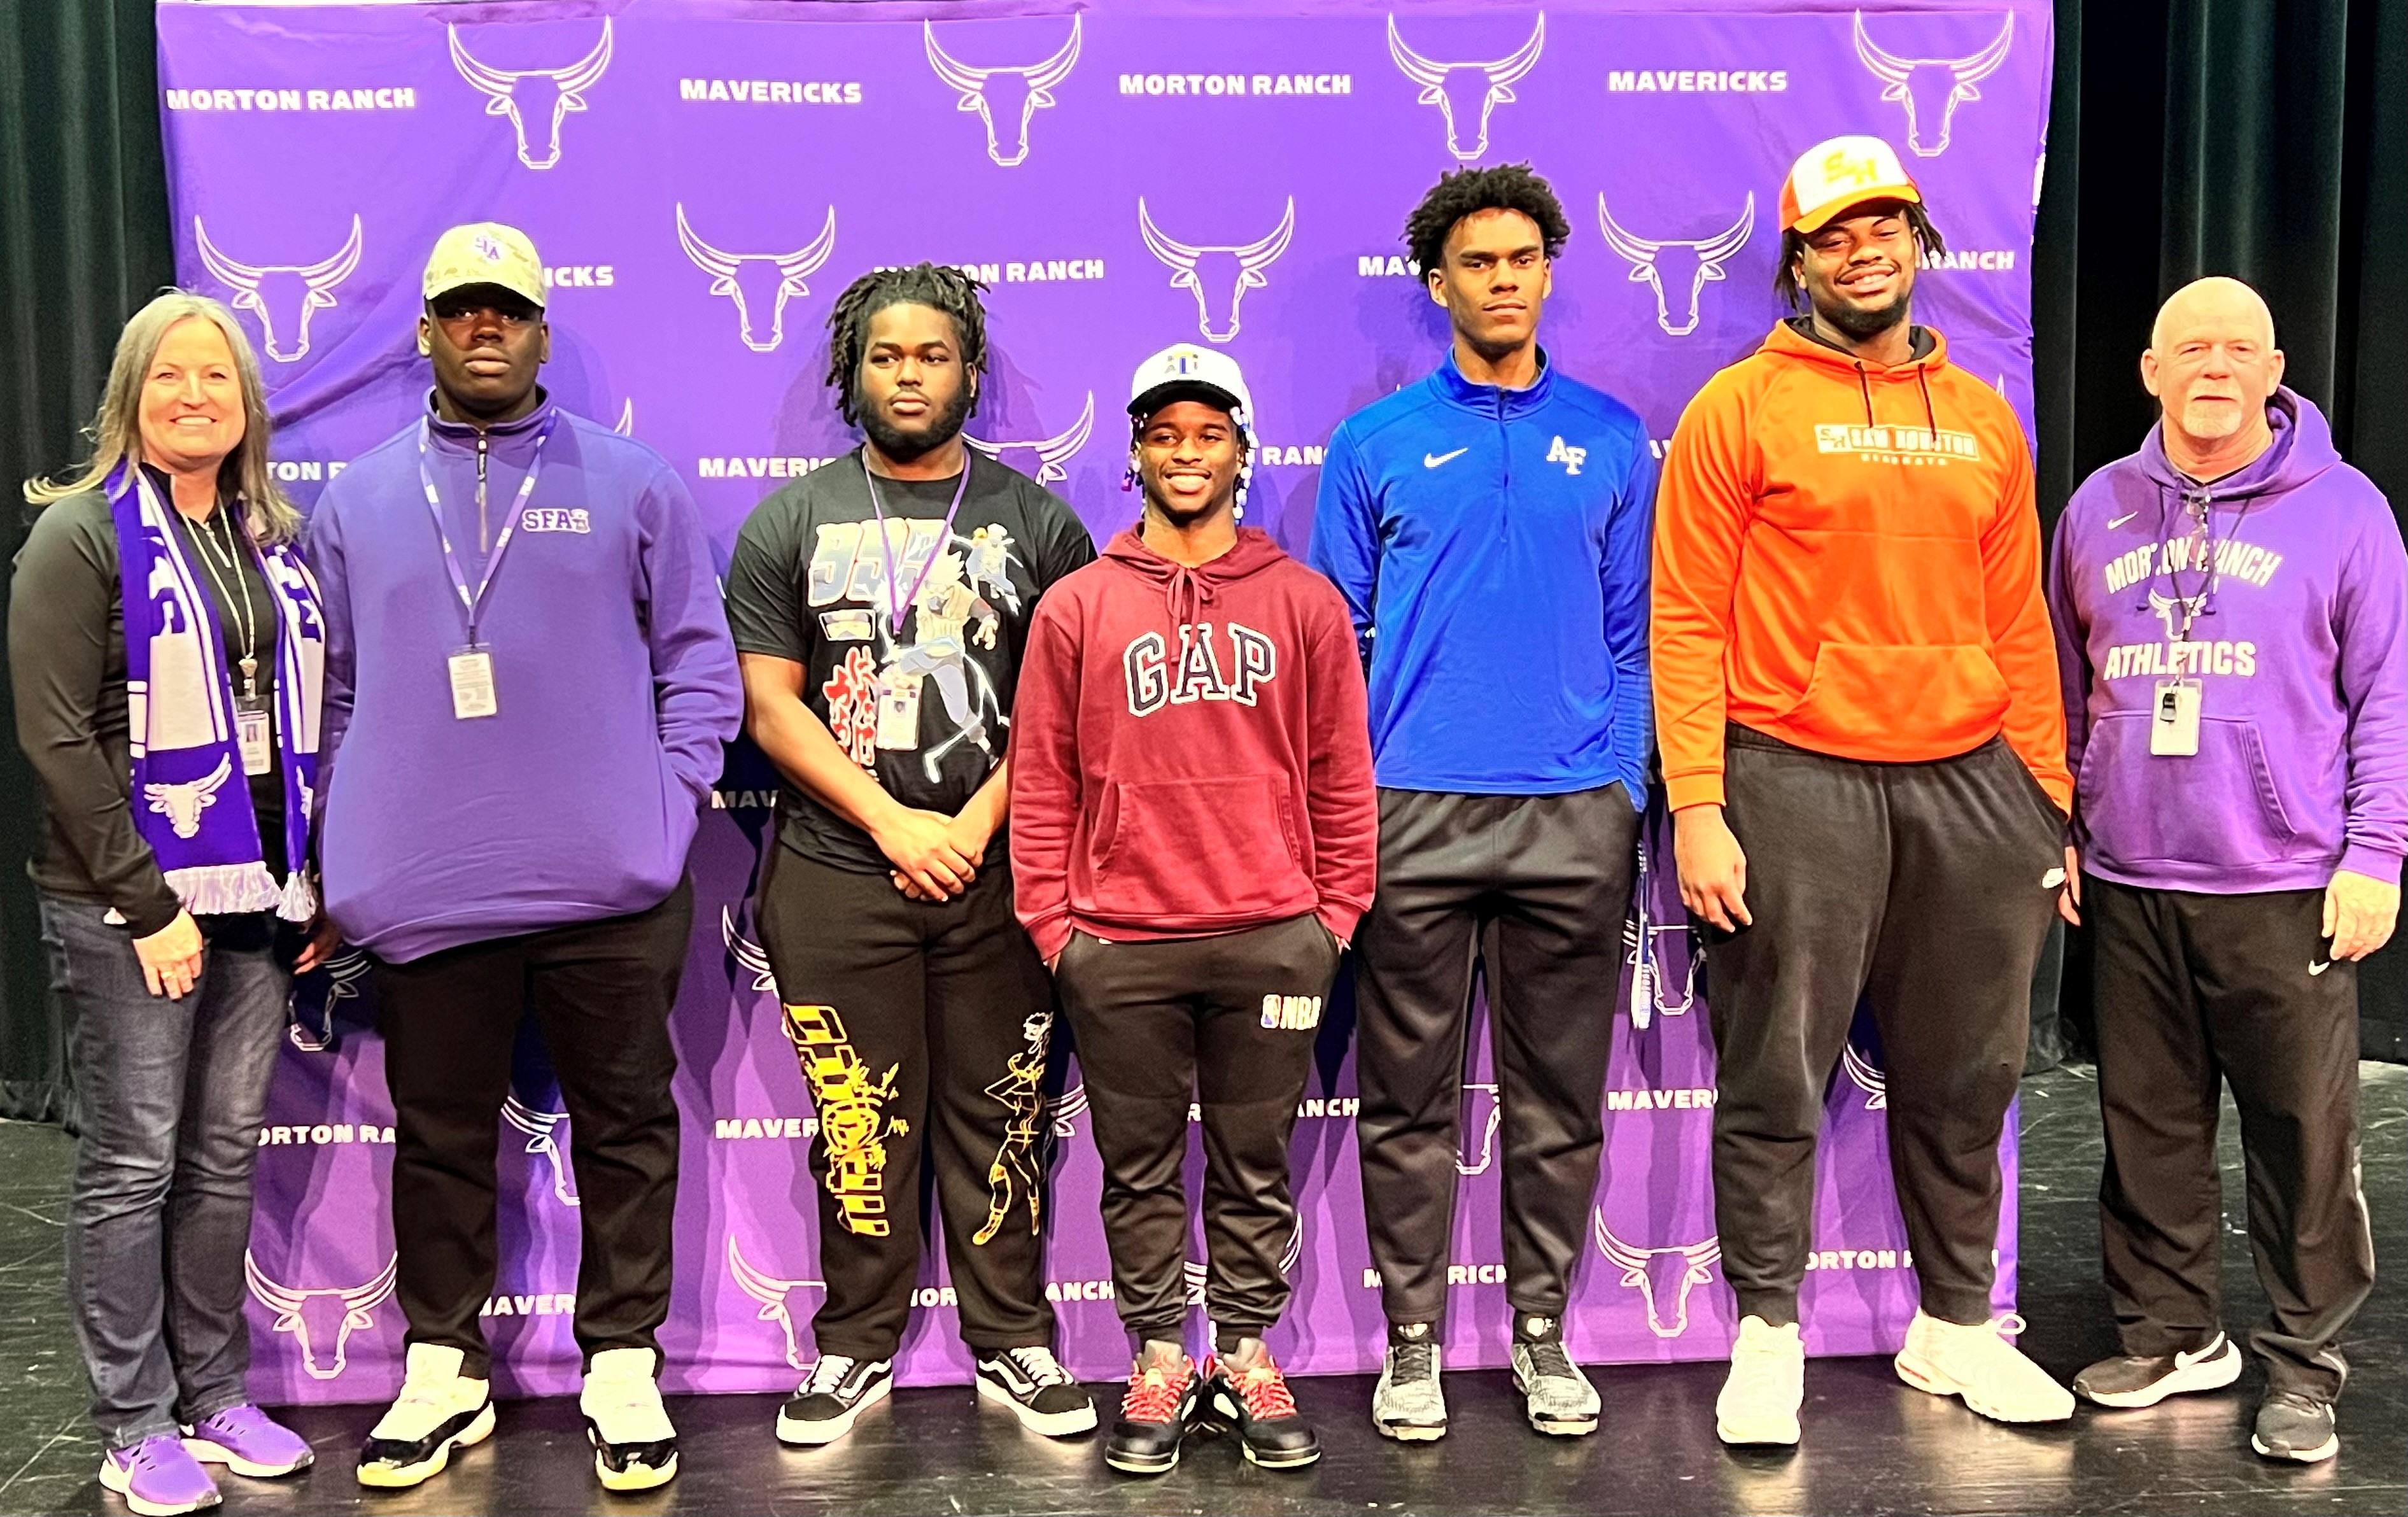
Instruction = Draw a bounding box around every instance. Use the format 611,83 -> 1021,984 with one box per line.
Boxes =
1708,728 -> 2062,1329
2087,876 -> 2374,1401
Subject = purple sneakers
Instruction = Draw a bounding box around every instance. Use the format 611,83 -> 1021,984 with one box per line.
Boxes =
99,1436 -> 221,1516
183,1404 -> 315,1478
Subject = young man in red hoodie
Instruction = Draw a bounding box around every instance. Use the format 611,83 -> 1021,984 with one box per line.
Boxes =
1009,345 -> 1377,1477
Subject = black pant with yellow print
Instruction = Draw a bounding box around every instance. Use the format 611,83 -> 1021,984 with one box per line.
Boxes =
756,847 -> 1060,1363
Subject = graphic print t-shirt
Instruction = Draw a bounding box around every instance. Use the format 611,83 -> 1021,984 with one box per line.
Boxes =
726,447 -> 1096,873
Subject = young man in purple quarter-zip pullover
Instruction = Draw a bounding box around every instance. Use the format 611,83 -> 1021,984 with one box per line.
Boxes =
309,224 -> 742,1495
2048,276 -> 2404,1467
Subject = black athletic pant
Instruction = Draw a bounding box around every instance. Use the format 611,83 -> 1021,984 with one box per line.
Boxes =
755,849 -> 1057,1362
1709,730 -> 2059,1328
1055,915 -> 1338,1347
2088,876 -> 2374,1401
1354,784 -> 1638,1328
374,877 -> 691,1377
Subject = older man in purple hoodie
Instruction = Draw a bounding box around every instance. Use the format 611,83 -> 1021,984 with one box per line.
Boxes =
310,224 -> 741,1494
2048,276 -> 2403,1467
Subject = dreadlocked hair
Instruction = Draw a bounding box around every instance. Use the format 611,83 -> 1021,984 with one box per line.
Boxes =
1402,163 -> 1571,279
823,262 -> 992,426
1774,202 -> 1947,310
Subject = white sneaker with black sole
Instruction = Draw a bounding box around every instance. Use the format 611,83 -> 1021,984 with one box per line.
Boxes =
776,1355 -> 894,1446
355,1344 -> 496,1490
581,1346 -> 679,1491
975,1346 -> 1098,1436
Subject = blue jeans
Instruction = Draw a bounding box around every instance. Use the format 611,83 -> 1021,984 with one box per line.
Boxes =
39,893 -> 289,1448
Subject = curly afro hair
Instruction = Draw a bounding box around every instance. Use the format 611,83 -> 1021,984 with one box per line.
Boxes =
1402,163 -> 1571,278
823,262 -> 991,427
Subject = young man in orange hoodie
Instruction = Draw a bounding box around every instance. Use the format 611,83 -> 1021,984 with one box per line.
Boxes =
1652,137 -> 2075,1446
1010,345 -> 1377,1478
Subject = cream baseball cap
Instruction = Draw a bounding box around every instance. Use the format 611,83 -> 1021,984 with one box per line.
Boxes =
422,222 -> 547,307
1778,136 -> 1922,234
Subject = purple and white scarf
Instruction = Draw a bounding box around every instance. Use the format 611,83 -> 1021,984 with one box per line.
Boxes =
108,460 -> 323,921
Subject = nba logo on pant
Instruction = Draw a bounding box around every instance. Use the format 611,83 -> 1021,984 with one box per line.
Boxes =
1261,994 -> 1322,1030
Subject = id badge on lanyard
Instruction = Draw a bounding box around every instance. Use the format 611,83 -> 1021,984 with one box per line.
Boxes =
875,670 -> 924,749
420,418 -> 554,720
234,698 -> 273,774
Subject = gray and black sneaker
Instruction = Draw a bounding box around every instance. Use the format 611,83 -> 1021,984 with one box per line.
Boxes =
975,1346 -> 1098,1437
1509,1315 -> 1599,1437
2251,1390 -> 2338,1464
2074,1334 -> 2243,1409
1371,1323 -> 1447,1441
775,1355 -> 894,1446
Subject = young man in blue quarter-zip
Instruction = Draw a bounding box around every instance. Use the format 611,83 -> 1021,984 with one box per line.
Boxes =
1310,164 -> 1656,1444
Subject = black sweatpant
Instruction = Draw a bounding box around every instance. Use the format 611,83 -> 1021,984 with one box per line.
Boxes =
1055,914 -> 1338,1347
374,877 -> 691,1377
755,849 -> 1058,1362
2088,876 -> 2374,1400
1354,784 -> 1638,1328
1709,730 -> 2059,1328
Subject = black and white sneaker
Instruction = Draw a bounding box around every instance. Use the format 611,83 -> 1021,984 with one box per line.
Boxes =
775,1355 -> 894,1446
581,1346 -> 679,1491
355,1344 -> 495,1489
975,1346 -> 1098,1437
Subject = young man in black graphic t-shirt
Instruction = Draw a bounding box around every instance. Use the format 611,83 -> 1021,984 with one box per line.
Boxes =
724,265 -> 1095,1447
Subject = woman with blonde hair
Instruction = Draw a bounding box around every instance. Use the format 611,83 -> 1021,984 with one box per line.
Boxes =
11,292 -> 335,1516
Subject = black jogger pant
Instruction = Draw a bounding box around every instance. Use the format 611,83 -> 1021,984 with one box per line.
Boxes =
756,849 -> 1059,1363
1709,730 -> 2060,1328
374,877 -> 692,1377
2088,876 -> 2374,1400
1354,784 -> 1638,1328
1055,914 -> 1339,1347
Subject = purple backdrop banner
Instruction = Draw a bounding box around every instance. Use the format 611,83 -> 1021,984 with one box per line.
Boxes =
154,0 -> 2052,1402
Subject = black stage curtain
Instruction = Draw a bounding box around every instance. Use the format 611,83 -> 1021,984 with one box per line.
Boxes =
0,0 -> 175,1122
0,1 -> 2400,1113
2034,0 -> 2408,1064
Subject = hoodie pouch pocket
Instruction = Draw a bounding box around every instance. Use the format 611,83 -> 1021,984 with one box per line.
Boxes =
1092,775 -> 1311,919
1784,643 -> 2010,754
2077,713 -> 2298,870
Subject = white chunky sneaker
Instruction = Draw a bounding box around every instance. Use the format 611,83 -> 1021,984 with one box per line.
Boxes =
355,1344 -> 495,1489
581,1346 -> 679,1492
1370,1325 -> 1447,1441
1717,1315 -> 1805,1446
1508,1316 -> 1599,1437
776,1355 -> 894,1446
1894,1311 -> 2075,1423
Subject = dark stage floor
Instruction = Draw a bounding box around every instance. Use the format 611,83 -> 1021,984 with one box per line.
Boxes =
3,1065 -> 2401,1516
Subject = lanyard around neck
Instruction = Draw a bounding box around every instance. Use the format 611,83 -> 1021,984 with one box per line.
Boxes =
860,452 -> 973,637
419,415 -> 555,645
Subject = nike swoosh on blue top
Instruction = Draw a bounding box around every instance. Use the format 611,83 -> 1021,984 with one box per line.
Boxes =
1423,448 -> 1468,469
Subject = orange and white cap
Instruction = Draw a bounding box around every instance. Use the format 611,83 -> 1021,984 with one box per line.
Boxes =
1778,136 -> 1922,234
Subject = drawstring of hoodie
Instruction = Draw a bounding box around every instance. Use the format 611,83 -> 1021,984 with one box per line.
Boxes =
1165,561 -> 1216,635
1852,357 -> 1941,439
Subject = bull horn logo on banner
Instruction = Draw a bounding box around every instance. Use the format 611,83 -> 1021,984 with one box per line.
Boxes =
1137,197 -> 1294,344
1850,10 -> 2014,158
1596,192 -> 1755,339
245,1248 -> 398,1380
1186,1224 -> 1305,1306
1592,1212 -> 1721,1339
724,905 -> 779,996
1841,1040 -> 1889,1111
448,18 -> 614,171
1385,11 -> 1545,162
726,1233 -> 825,1371
502,1093 -> 581,1208
192,215 -> 362,364
924,16 -> 1081,167
1457,1082 -> 1503,1176
677,202 -> 840,353
966,392 -> 1095,485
